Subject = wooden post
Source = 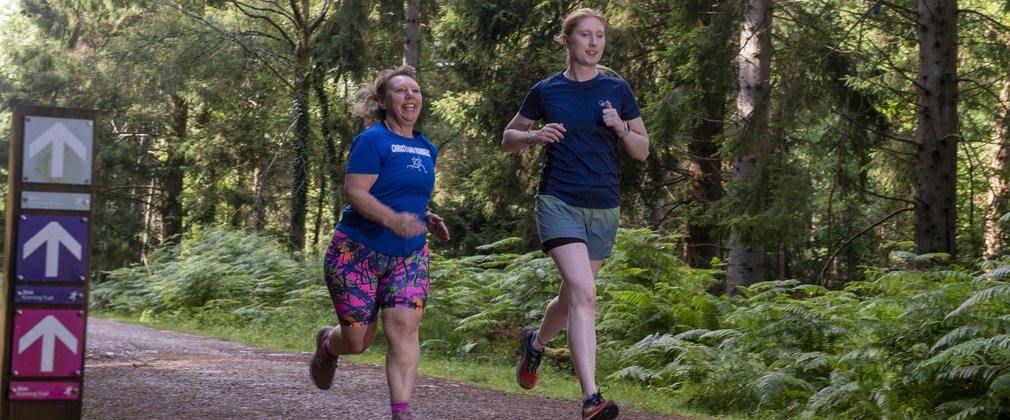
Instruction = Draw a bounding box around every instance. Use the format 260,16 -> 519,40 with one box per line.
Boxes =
1,105 -> 97,419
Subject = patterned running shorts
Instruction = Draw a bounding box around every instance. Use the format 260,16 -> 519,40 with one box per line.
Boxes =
323,230 -> 430,326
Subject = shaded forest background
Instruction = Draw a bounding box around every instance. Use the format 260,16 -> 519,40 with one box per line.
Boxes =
2,0 -> 1010,290
5,2 -> 1010,418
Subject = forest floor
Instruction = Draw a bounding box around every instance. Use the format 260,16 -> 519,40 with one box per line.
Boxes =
83,318 -> 691,419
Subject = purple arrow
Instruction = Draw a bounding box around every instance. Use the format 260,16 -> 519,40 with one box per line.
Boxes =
22,221 -> 82,277
27,122 -> 87,178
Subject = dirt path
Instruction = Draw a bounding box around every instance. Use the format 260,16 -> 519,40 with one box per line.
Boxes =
82,318 -> 687,419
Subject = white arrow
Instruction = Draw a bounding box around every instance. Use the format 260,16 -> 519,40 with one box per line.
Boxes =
27,122 -> 87,178
22,221 -> 82,277
17,315 -> 78,372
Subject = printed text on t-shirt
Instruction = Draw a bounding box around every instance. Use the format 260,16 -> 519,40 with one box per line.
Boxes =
390,144 -> 431,156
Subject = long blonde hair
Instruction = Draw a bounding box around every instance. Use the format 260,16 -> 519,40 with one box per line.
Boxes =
555,8 -> 608,45
351,65 -> 418,124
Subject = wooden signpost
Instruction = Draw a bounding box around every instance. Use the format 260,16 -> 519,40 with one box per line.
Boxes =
1,105 -> 96,419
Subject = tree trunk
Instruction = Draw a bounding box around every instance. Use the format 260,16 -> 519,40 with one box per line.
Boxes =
313,67 -> 344,223
403,0 -> 421,69
290,63 -> 311,255
161,94 -> 187,243
252,166 -> 267,231
984,77 -> 1010,259
726,0 -> 772,294
914,0 -> 959,259
685,93 -> 724,268
287,0 -> 329,256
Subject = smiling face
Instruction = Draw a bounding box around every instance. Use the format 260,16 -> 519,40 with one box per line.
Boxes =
380,75 -> 422,128
564,17 -> 606,68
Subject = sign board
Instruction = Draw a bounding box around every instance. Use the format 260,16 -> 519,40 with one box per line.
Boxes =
8,382 -> 80,401
14,215 -> 87,282
14,286 -> 86,305
21,192 -> 91,211
21,116 -> 93,185
10,310 -> 83,378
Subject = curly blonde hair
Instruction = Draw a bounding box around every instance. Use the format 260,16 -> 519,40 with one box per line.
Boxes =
351,65 -> 419,124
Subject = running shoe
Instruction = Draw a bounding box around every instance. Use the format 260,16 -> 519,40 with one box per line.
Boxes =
309,326 -> 339,390
582,392 -> 619,419
516,326 -> 543,389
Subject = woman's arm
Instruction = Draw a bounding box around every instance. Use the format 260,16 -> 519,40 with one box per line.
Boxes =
424,208 -> 451,241
619,117 -> 649,161
344,173 -> 425,238
602,101 -> 649,161
501,113 -> 566,153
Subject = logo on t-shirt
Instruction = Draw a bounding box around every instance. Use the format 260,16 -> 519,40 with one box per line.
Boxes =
407,156 -> 428,173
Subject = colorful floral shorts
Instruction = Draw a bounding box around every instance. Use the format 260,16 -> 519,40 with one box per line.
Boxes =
323,230 -> 430,326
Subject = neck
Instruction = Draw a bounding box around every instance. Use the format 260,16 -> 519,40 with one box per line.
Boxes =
383,119 -> 413,137
564,65 -> 598,82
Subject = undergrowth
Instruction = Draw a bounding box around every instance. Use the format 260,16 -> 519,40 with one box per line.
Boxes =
92,227 -> 1010,419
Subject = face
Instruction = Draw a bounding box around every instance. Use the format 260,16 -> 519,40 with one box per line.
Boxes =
565,17 -> 606,68
380,75 -> 422,126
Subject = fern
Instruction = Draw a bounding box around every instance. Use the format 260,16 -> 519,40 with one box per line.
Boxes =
755,371 -> 815,409
92,227 -> 1010,419
976,264 -> 1010,281
932,325 -> 992,353
987,373 -> 1010,403
946,284 -> 1010,320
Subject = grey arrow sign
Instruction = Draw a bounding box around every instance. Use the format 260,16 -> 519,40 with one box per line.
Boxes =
23,116 -> 93,185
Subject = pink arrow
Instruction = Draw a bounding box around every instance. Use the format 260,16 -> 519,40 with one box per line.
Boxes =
17,315 -> 78,372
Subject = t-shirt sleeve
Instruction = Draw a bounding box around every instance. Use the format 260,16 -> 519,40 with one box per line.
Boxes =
517,84 -> 543,121
345,134 -> 382,174
619,81 -> 642,120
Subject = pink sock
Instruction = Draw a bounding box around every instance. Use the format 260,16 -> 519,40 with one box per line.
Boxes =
322,333 -> 339,359
391,402 -> 410,415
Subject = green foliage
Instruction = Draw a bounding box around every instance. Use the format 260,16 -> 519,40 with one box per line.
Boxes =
92,227 -> 1010,418
92,227 -> 323,324
608,261 -> 1010,418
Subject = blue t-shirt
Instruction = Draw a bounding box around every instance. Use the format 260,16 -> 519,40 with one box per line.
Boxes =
336,122 -> 438,257
518,72 -> 641,209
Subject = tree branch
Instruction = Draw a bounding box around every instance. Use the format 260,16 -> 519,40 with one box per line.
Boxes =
167,1 -> 294,89
288,0 -> 304,31
958,8 -> 1010,34
235,0 -> 295,22
817,207 -> 914,285
877,1 -> 918,22
230,0 -> 295,48
829,106 -> 918,146
309,0 -> 331,33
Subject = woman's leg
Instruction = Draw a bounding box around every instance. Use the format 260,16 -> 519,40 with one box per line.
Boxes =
313,230 -> 385,390
547,242 -> 603,399
382,307 -> 423,404
534,259 -> 603,350
327,322 -> 378,355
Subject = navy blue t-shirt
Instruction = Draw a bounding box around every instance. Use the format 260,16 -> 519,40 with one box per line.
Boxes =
336,122 -> 438,257
518,72 -> 641,209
